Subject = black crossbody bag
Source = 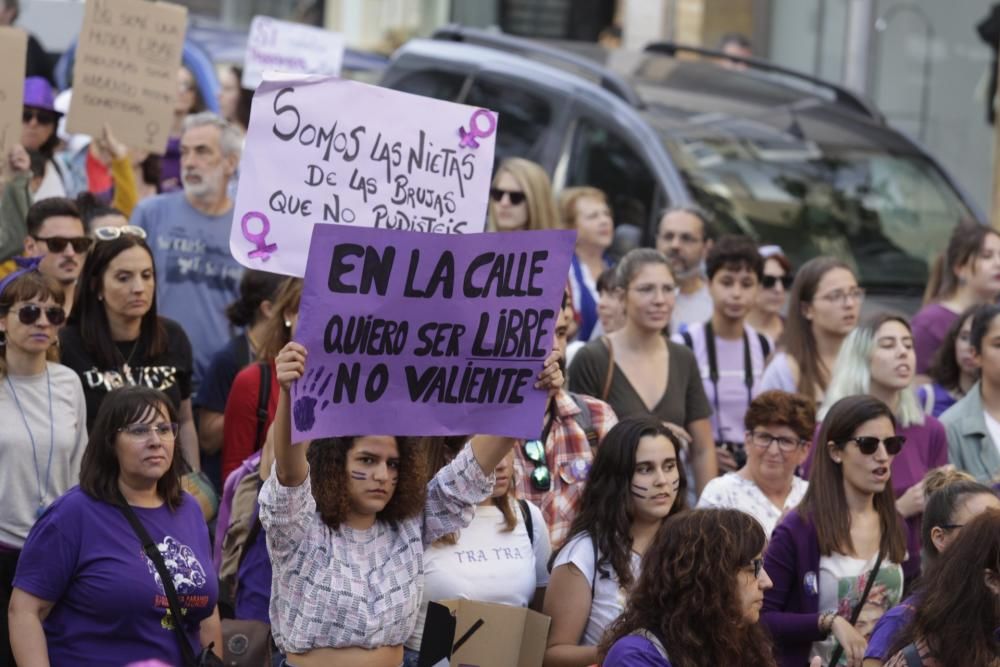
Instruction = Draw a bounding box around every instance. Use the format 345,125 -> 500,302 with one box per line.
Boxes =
829,550 -> 885,666
116,494 -> 223,667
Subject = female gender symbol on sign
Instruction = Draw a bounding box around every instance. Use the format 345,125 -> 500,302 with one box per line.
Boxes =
241,211 -> 278,261
458,109 -> 497,149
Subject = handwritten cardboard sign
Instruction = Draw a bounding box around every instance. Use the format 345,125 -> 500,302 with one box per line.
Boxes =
242,16 -> 345,89
291,224 -> 576,440
0,27 -> 27,183
67,0 -> 187,154
230,75 -> 497,278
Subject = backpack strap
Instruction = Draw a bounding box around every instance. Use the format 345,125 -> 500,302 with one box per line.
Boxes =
517,498 -> 534,546
568,392 -> 599,449
757,332 -> 771,360
630,628 -> 669,660
253,362 -> 272,452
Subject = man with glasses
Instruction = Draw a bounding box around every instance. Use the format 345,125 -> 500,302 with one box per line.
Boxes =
22,197 -> 91,313
698,390 -> 815,536
655,206 -> 716,333
513,292 -> 618,548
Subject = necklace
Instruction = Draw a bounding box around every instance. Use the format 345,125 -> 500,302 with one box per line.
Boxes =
118,337 -> 141,382
6,366 -> 55,518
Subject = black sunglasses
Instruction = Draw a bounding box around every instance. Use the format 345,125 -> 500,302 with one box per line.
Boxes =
23,109 -> 57,125
761,274 -> 793,290
31,235 -> 94,254
11,303 -> 66,326
489,188 -> 526,205
522,439 -> 551,491
842,435 -> 906,456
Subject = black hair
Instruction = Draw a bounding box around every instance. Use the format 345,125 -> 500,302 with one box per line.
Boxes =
26,197 -> 82,236
970,303 -> 1000,354
226,270 -> 285,328
705,234 -> 763,280
596,267 -> 618,294
75,192 -> 125,231
718,33 -> 752,51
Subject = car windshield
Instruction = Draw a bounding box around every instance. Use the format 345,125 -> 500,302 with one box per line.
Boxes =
654,119 -> 973,291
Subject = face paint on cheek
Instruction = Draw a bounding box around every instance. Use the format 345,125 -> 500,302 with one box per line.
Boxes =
349,471 -> 367,481
631,482 -> 649,499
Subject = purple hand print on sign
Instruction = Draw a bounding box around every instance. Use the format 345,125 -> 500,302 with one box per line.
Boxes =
292,365 -> 333,434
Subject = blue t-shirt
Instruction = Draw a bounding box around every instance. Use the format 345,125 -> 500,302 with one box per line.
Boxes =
131,192 -> 243,388
14,487 -> 218,666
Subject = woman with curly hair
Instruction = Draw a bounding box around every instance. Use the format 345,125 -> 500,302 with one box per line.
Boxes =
543,416 -> 686,667
599,508 -> 776,667
883,509 -> 1000,667
261,341 -> 562,667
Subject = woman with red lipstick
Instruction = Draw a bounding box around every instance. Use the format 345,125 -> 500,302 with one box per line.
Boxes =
59,229 -> 199,470
762,396 -> 907,667
543,417 -> 686,667
599,509 -> 777,667
818,314 -> 949,584
0,263 -> 87,666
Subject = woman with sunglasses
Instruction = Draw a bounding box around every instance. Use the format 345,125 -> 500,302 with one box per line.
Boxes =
816,314 -> 949,584
762,395 -> 907,667
8,386 -> 222,666
487,158 -> 560,232
748,246 -> 793,343
543,417 -> 686,667
0,262 -> 87,666
58,228 -> 200,471
940,303 -> 1000,483
20,77 -> 67,200
756,257 -> 863,403
862,468 -> 999,666
883,509 -> 1000,667
600,509 -> 777,667
698,390 -> 815,537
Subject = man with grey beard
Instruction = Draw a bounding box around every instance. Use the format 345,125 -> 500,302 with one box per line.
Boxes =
655,206 -> 716,333
132,112 -> 244,393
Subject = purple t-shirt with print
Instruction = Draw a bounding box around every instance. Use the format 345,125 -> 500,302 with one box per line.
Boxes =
14,487 -> 218,666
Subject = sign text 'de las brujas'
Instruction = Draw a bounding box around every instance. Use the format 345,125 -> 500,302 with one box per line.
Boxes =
291,224 -> 576,441
230,75 -> 498,278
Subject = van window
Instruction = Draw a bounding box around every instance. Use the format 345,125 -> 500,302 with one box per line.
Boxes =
386,69 -> 468,102
566,117 -> 657,231
463,77 -> 552,161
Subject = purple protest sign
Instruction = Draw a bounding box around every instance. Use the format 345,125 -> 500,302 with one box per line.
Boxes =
291,224 -> 576,440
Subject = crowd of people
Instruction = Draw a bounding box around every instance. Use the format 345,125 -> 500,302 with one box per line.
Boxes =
0,70 -> 998,667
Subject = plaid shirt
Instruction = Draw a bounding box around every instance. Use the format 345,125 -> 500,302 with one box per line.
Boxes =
513,390 -> 618,549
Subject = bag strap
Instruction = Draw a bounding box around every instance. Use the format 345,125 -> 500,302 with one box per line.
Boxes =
829,550 -> 885,666
632,628 -> 669,660
517,498 -> 534,546
253,362 -> 272,452
680,330 -> 693,350
115,495 -> 199,667
758,332 -> 771,360
599,336 -> 615,402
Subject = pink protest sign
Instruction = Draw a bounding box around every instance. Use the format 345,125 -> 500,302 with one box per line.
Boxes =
230,75 -> 498,277
291,224 -> 577,441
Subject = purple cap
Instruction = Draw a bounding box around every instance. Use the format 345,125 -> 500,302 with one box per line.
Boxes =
23,76 -> 60,114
